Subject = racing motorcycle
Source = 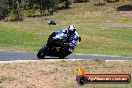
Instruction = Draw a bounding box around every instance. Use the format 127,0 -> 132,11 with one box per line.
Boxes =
37,30 -> 73,59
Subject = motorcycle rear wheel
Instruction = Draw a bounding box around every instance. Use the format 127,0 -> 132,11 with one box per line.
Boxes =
59,55 -> 66,59
59,51 -> 72,59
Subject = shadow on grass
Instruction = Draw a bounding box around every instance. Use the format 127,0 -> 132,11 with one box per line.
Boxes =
116,5 -> 132,11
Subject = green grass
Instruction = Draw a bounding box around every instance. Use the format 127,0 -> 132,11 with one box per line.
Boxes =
0,1 -> 132,57
0,25 -> 47,51
75,27 -> 132,57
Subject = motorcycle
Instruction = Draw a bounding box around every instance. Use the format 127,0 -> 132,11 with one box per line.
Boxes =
37,30 -> 73,59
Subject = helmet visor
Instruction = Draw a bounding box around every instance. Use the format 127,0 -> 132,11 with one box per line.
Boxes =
68,29 -> 76,34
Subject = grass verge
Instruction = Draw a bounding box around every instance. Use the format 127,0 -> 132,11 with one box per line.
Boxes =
0,1 -> 132,57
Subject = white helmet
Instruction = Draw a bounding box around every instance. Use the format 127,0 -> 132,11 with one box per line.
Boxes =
68,25 -> 76,32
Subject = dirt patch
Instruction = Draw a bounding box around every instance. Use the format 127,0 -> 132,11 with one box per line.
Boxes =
0,60 -> 131,88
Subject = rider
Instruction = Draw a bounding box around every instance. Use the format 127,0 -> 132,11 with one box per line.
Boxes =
63,25 -> 81,52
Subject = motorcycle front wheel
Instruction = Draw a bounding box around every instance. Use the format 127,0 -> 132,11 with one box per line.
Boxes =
37,47 -> 46,59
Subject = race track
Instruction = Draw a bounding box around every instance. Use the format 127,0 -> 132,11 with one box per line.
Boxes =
0,51 -> 132,61
0,26 -> 132,61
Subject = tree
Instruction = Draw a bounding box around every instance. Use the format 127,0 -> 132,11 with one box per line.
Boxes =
0,0 -> 72,20
10,0 -> 25,21
3,0 -> 26,21
59,0 -> 71,8
38,0 -> 59,15
0,0 -> 10,20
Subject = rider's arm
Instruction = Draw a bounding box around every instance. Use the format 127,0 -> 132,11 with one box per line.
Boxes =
62,29 -> 68,34
75,32 -> 81,42
68,35 -> 79,48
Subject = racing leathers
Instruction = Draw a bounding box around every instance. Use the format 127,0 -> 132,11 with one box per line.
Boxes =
63,29 -> 81,52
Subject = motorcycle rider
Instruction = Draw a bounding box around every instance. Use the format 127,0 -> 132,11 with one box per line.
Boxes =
37,24 -> 81,59
48,20 -> 56,25
63,25 -> 81,52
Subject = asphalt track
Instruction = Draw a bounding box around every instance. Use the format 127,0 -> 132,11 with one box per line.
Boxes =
0,51 -> 132,61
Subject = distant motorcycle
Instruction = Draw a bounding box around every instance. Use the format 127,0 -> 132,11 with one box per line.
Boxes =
48,20 -> 56,25
37,30 -> 72,59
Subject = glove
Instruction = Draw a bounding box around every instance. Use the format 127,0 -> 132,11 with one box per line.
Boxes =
68,46 -> 74,52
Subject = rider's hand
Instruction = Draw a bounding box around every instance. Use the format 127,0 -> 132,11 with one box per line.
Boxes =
70,37 -> 74,41
68,47 -> 74,52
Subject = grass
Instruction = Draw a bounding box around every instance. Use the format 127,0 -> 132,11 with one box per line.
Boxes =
76,27 -> 132,57
0,1 -> 132,57
0,60 -> 131,88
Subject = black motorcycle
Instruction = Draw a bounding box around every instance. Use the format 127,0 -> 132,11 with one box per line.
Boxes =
37,30 -> 72,59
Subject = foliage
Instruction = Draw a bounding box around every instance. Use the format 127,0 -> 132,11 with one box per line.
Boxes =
0,0 -> 10,20
6,0 -> 71,20
0,0 -> 131,21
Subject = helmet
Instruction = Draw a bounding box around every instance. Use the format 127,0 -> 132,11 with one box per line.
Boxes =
68,25 -> 76,34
